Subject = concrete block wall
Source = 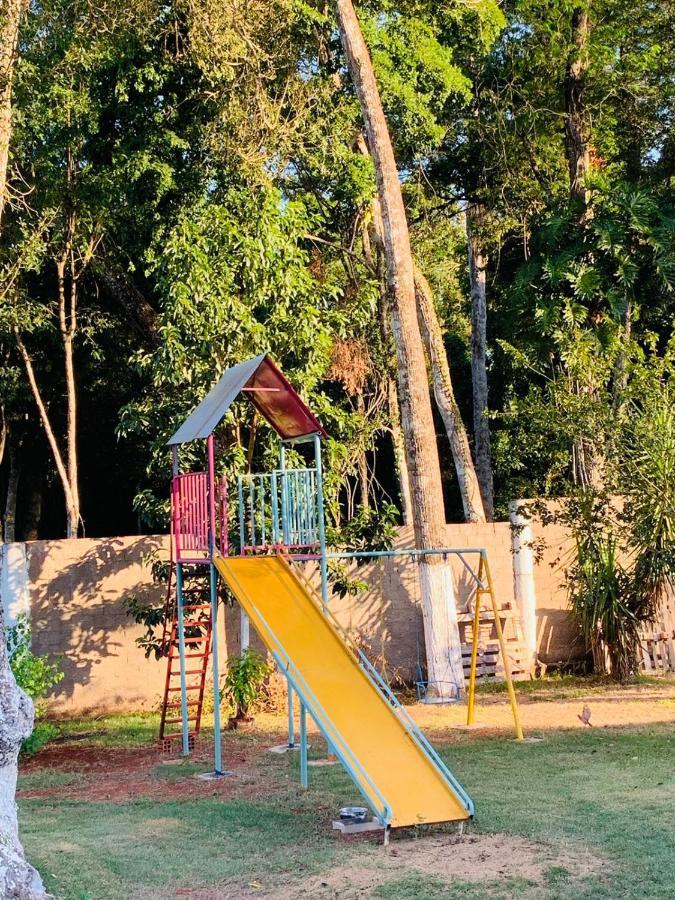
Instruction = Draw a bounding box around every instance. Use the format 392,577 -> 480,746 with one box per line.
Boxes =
0,515 -> 584,715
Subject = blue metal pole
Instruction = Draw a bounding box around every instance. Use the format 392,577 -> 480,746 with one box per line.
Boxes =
313,434 -> 329,609
258,475 -> 265,547
271,470 -> 280,545
280,444 -> 289,545
249,476 -> 256,548
237,478 -> 245,551
287,679 -> 295,748
280,442 -> 295,752
209,563 -> 222,773
175,562 -> 190,756
207,435 -> 222,775
300,701 -> 308,788
312,433 -> 335,760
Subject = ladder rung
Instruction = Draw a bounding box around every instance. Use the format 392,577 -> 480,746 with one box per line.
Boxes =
165,700 -> 201,709
164,716 -> 198,724
167,685 -> 202,691
171,668 -> 207,675
183,604 -> 212,611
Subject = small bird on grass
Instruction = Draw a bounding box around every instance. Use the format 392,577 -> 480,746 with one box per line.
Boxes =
578,704 -> 593,727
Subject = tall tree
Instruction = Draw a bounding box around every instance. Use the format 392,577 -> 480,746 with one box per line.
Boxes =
466,203 -> 494,518
414,266 -> 486,523
0,0 -> 25,228
356,133 -> 485,522
335,0 -> 465,694
564,3 -> 592,214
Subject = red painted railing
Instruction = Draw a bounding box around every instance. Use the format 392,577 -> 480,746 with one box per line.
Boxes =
218,476 -> 229,556
171,471 -> 209,563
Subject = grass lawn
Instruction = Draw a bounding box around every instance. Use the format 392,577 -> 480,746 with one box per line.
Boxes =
17,688 -> 675,900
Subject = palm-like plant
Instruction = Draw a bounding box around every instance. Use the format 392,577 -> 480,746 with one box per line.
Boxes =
621,388 -> 675,626
566,496 -> 639,680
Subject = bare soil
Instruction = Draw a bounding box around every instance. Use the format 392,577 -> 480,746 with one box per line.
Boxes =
138,833 -> 604,900
269,832 -> 604,899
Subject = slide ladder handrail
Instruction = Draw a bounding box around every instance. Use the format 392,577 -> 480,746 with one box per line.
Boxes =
288,559 -> 475,817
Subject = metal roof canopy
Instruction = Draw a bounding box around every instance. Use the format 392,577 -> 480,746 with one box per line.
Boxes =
167,353 -> 327,446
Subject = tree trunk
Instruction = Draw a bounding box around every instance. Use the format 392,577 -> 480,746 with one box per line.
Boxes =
358,132 -> 485,525
564,5 -> 605,487
336,0 -> 464,695
3,437 -> 21,543
414,268 -> 486,524
564,4 -> 592,213
364,141 -> 412,525
63,331 -> 80,538
57,240 -> 81,539
14,332 -> 78,537
355,394 -> 370,511
466,203 -> 495,520
386,378 -> 413,525
0,0 -> 27,229
23,482 -> 41,542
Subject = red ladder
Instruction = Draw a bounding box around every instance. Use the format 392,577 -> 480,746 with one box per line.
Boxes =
159,569 -> 213,748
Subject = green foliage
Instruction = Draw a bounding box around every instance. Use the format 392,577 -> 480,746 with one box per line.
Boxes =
124,595 -> 169,660
564,495 -> 640,680
119,184 -> 341,527
8,615 -> 64,707
6,615 -> 64,752
619,368 -> 675,613
223,649 -> 273,720
327,501 -> 399,554
3,0 -> 675,545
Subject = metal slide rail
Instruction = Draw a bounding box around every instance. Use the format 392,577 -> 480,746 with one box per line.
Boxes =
214,555 -> 393,826
287,560 -> 475,817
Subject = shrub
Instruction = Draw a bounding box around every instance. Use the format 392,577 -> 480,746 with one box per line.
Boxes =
223,649 -> 272,721
564,491 -> 666,682
7,614 -> 64,707
566,505 -> 635,679
6,614 -> 64,752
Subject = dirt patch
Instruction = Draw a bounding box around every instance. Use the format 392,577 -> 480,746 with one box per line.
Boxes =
18,732 -> 294,804
267,832 -> 604,899
137,886 -> 263,900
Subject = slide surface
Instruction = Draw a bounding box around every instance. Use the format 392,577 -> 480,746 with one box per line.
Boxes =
213,553 -> 472,828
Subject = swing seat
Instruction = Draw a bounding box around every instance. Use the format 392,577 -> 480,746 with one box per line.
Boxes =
416,680 -> 460,705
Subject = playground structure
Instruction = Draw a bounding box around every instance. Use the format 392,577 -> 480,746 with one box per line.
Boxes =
160,353 -> 523,834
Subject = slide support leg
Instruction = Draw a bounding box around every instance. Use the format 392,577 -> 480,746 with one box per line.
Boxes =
210,562 -> 223,774
287,678 -> 295,748
300,701 -> 308,788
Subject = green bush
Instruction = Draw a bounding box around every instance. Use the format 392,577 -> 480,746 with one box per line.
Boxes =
6,614 -> 64,751
223,649 -> 272,721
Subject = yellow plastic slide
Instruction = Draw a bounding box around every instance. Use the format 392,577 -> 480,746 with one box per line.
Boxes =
213,553 -> 473,828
